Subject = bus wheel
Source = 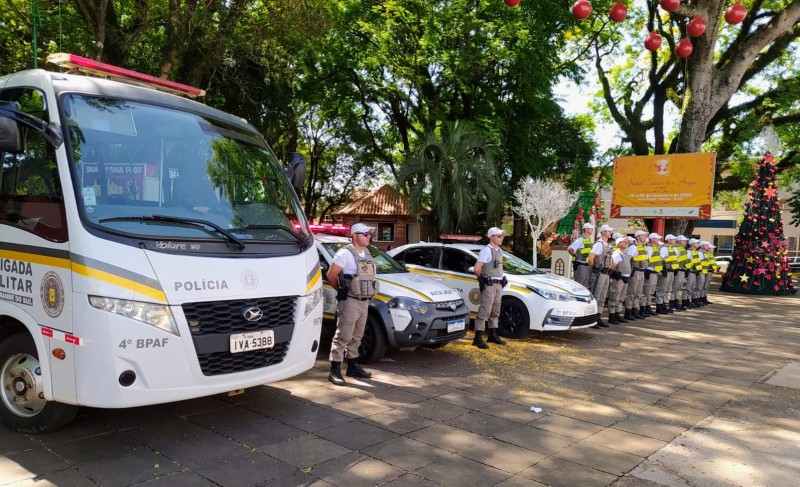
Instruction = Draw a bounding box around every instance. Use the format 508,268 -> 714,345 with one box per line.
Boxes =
357,314 -> 388,364
0,333 -> 78,433
498,298 -> 530,339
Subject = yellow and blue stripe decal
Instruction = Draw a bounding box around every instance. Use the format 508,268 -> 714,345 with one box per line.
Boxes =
375,277 -> 430,301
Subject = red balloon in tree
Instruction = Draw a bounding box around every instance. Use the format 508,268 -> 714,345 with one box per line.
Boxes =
609,1 -> 627,22
644,31 -> 662,51
675,38 -> 693,58
504,0 -> 521,7
725,2 -> 747,24
572,0 -> 592,20
687,15 -> 707,37
659,0 -> 680,12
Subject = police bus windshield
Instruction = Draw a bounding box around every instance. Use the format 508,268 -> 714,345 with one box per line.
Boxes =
63,95 -> 309,243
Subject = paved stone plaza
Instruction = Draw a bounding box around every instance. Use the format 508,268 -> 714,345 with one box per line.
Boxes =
2,280 -> 799,486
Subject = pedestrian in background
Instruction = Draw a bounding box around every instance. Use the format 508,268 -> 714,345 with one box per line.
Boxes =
473,227 -> 508,349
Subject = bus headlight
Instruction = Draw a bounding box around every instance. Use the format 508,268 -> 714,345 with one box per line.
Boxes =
89,296 -> 179,336
304,287 -> 323,319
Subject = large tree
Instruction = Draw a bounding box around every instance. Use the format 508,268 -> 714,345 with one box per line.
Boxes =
572,0 -> 800,181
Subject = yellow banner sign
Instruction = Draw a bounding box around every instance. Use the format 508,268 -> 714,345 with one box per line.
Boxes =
611,153 -> 716,219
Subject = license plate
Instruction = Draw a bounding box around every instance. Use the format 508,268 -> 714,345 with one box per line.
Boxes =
447,318 -> 466,333
585,306 -> 597,315
230,330 -> 275,353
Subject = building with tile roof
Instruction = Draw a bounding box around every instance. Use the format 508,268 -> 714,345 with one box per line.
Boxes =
333,184 -> 427,250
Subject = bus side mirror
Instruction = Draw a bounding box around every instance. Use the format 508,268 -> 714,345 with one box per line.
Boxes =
286,152 -> 307,196
0,109 -> 24,154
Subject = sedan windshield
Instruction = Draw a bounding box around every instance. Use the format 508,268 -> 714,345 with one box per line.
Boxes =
468,248 -> 545,275
64,95 -> 309,243
323,243 -> 407,274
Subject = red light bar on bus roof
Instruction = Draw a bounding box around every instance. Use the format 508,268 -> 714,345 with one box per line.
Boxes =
47,53 -> 206,98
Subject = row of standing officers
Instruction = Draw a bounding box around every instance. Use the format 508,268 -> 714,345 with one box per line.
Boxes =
569,223 -> 718,328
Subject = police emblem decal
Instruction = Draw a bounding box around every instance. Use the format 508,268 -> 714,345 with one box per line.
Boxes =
240,269 -> 259,290
468,288 -> 481,305
41,271 -> 65,318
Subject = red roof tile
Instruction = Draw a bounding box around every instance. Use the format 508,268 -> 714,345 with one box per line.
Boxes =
334,184 -> 425,216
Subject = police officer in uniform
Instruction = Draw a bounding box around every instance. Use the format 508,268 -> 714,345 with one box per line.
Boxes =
700,242 -> 717,304
473,227 -> 508,349
684,238 -> 701,308
588,224 -> 614,328
607,236 -> 632,324
655,235 -> 678,314
326,223 -> 379,386
568,223 -> 595,288
642,232 -> 662,317
693,241 -> 709,306
672,235 -> 689,310
625,230 -> 649,320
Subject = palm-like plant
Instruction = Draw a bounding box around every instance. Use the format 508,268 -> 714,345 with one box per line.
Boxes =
401,121 -> 502,235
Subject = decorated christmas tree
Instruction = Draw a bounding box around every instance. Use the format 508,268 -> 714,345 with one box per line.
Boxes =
721,152 -> 797,295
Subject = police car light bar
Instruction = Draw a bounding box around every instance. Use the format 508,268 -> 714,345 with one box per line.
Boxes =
47,53 -> 206,98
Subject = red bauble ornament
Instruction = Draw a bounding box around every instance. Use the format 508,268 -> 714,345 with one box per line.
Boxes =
660,0 -> 680,12
725,2 -> 746,25
572,0 -> 592,20
675,38 -> 693,58
687,16 -> 707,37
644,32 -> 662,51
504,0 -> 521,7
609,1 -> 627,22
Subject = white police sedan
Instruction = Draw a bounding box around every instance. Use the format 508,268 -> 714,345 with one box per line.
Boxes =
389,242 -> 598,338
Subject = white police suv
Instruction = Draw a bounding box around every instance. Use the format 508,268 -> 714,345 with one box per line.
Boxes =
315,235 -> 469,362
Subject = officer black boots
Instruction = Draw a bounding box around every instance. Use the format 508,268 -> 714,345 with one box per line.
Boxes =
346,358 -> 372,379
329,361 -> 346,386
473,331 -> 489,349
487,329 -> 507,345
607,313 -> 620,325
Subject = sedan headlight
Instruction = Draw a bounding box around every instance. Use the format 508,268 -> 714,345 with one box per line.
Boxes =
304,287 -> 323,319
387,297 -> 430,315
527,286 -> 577,302
89,296 -> 179,335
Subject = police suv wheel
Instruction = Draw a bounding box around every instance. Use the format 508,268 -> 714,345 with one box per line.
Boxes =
357,314 -> 387,364
0,333 -> 78,433
498,298 -> 530,339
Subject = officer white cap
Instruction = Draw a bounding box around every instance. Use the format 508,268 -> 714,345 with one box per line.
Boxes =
612,232 -> 623,239
598,224 -> 614,233
626,236 -> 635,242
582,222 -> 595,230
688,238 -> 699,245
634,230 -> 647,237
676,235 -> 689,241
487,226 -> 505,238
351,223 -> 375,235
648,232 -> 661,240
708,243 -> 716,248
615,236 -> 627,245
665,234 -> 677,240
699,240 -> 709,246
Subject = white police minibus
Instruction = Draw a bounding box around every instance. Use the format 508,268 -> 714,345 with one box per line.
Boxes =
0,54 -> 323,432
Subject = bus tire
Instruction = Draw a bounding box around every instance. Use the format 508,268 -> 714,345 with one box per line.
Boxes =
0,333 -> 78,433
498,298 -> 530,339
357,314 -> 387,364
